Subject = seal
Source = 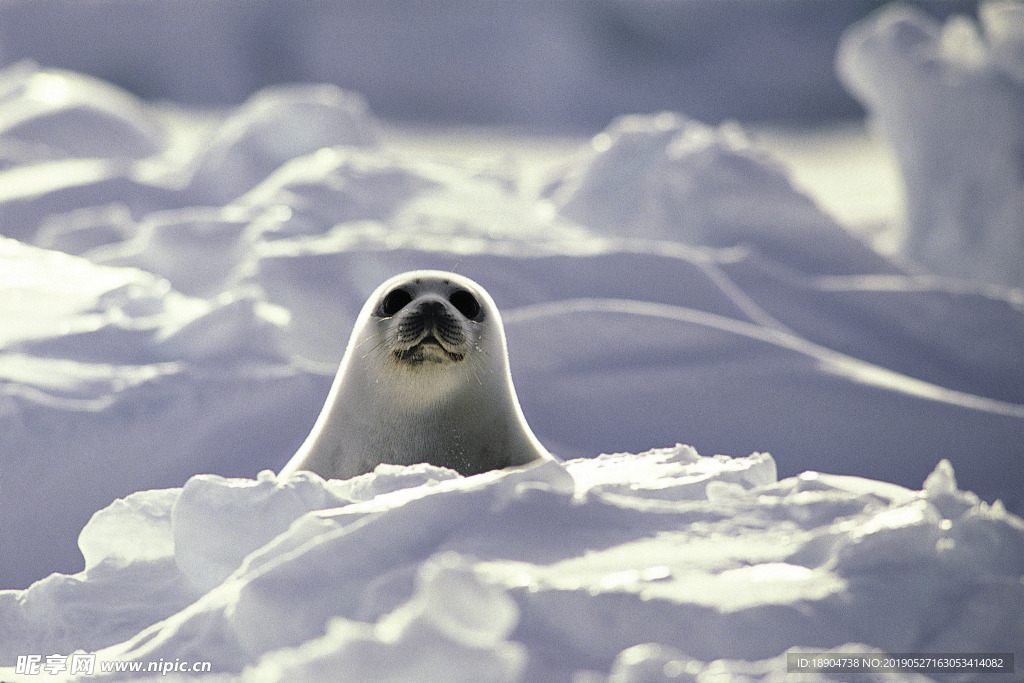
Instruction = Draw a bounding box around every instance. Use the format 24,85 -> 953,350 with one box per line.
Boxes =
279,270 -> 552,479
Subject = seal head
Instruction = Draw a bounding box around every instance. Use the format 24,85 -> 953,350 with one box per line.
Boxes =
280,270 -> 551,479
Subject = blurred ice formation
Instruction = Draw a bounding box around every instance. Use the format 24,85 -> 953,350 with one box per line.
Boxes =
838,2 -> 1024,290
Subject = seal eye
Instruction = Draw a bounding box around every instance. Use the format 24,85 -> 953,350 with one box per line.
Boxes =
449,290 -> 481,319
381,288 -> 412,316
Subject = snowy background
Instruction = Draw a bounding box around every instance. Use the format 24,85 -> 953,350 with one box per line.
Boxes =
1,1 -> 1023,681
0,0 -> 981,126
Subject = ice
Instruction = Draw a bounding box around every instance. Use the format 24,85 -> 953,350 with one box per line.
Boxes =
3,75 -> 1024,591
0,28 -> 1022,678
0,236 -> 283,366
2,488 -> 191,659
154,292 -> 289,363
0,1 -> 894,125
36,203 -> 136,256
0,557 -> 194,663
172,470 -> 351,593
837,2 -> 1024,289
548,113 -> 899,277
0,237 -> 325,588
0,157 -> 176,243
2,452 -> 1017,680
187,84 -> 381,205
247,554 -> 526,683
78,488 -> 180,571
63,460 -> 570,671
565,444 -> 776,502
88,209 -> 251,298
0,235 -> 163,349
0,62 -> 164,161
922,458 -> 958,497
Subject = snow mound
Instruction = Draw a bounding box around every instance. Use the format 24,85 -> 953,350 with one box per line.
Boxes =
1,10 -> 1022,681
1,450 -> 1020,681
0,62 -> 164,161
187,83 -> 381,205
838,2 -> 1024,289
0,237 -> 323,588
249,552 -> 526,683
172,470 -> 352,594
3,63 -> 1024,591
548,112 -> 898,277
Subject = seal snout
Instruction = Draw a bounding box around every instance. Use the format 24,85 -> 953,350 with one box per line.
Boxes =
393,297 -> 468,364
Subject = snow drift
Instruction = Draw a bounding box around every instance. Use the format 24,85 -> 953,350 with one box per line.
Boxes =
1,58 -> 1023,586
2,449 -> 1021,681
0,24 -> 1022,680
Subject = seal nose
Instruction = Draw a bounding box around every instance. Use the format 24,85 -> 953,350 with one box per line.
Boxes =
419,300 -> 443,315
415,300 -> 448,338
417,300 -> 445,322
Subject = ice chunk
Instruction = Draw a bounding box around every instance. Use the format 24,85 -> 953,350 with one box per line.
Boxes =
5,448 -> 1022,677
1,486 -> 189,662
837,3 -> 1024,289
922,458 -> 957,497
189,84 -> 381,204
0,62 -> 164,160
948,500 -> 1024,577
0,557 -> 193,662
819,461 -> 1024,651
327,462 -> 462,503
78,488 -> 180,571
564,445 -> 776,501
919,458 -> 984,520
172,470 -> 352,593
548,112 -> 897,276
247,554 -> 525,683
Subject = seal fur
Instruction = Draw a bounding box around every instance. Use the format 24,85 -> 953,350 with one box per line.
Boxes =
279,270 -> 551,479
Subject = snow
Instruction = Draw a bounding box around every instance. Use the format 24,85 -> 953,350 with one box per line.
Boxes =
2,452 -> 1021,681
0,1 -> 954,126
838,2 -> 1024,290
1,2 -> 1023,680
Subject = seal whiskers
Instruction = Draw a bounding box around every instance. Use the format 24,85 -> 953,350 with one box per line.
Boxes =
279,270 -> 553,479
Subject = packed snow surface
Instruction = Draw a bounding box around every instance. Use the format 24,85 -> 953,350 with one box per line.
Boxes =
2,450 -> 1022,681
1,8 -> 1023,678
